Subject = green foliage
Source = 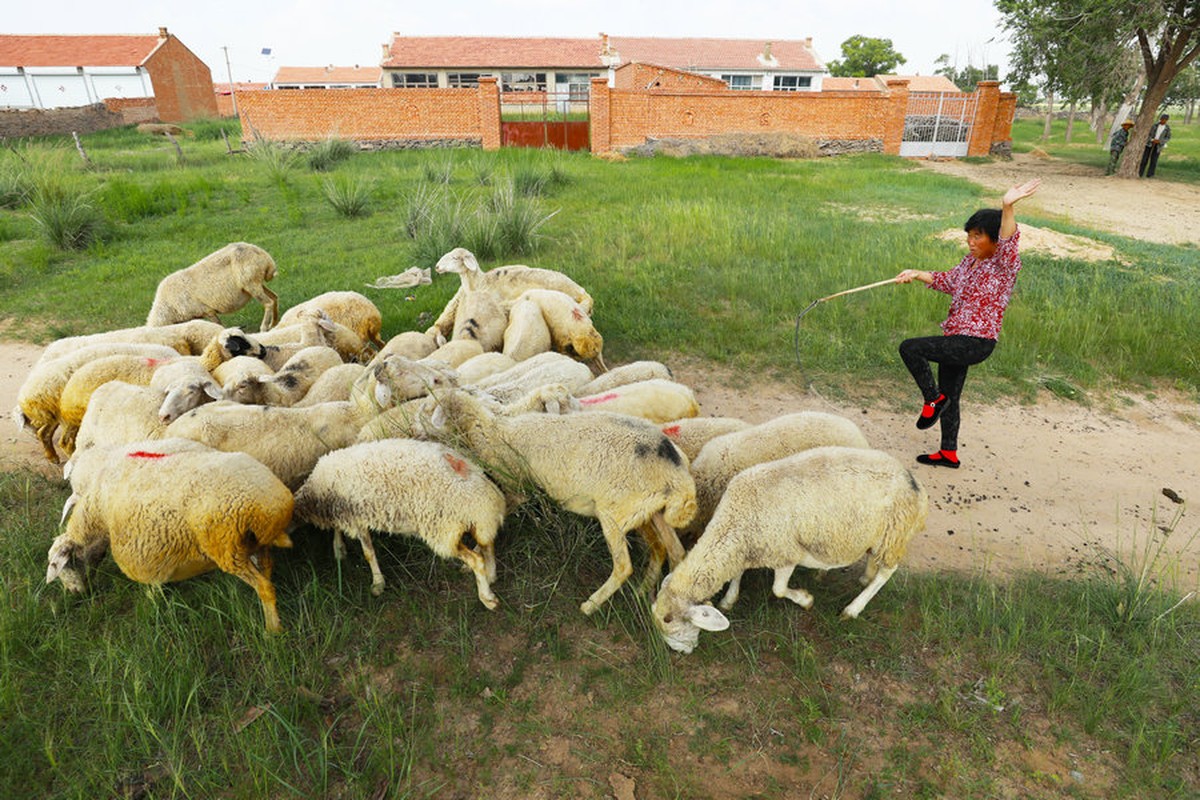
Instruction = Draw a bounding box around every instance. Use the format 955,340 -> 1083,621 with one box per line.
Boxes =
306,136 -> 357,172
827,34 -> 907,78
244,139 -> 302,182
933,55 -> 1000,91
321,173 -> 374,217
26,180 -> 105,250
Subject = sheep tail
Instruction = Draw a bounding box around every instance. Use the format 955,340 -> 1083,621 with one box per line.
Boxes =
11,404 -> 30,433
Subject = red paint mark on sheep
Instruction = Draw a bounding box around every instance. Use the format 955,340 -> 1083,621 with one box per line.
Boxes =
571,307 -> 584,321
662,424 -> 681,438
579,392 -> 618,406
144,358 -> 171,368
128,451 -> 169,459
443,453 -> 470,477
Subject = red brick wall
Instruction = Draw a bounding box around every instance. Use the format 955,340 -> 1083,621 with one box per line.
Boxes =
614,63 -> 728,92
144,36 -> 219,122
236,83 -> 502,148
103,97 -> 159,125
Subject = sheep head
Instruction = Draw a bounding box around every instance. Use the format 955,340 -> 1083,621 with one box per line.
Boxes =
652,573 -> 730,654
160,379 -> 223,422
435,247 -> 480,277
218,328 -> 269,360
371,356 -> 459,408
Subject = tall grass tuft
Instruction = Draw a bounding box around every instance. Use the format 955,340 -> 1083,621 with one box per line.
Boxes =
244,140 -> 301,182
478,179 -> 557,257
322,174 -> 374,218
399,181 -> 447,239
422,155 -> 455,184
306,136 -> 357,172
410,194 -> 470,265
27,181 -> 105,249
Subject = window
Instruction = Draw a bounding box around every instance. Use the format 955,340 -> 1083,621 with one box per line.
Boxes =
502,72 -> 547,92
557,72 -> 594,101
447,72 -> 484,88
773,75 -> 812,91
392,72 -> 437,88
721,74 -> 762,91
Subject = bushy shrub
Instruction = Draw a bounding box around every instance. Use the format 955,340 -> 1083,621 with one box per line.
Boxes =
322,174 -> 373,217
307,137 -> 357,172
27,182 -> 105,250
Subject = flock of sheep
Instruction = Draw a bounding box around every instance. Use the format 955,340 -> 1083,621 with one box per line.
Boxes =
15,241 -> 929,653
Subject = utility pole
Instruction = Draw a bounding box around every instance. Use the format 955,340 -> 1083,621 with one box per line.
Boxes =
223,46 -> 239,118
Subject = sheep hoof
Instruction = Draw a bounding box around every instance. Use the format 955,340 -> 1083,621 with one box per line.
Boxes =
371,582 -> 385,597
480,595 -> 499,611
580,599 -> 598,616
840,608 -> 859,620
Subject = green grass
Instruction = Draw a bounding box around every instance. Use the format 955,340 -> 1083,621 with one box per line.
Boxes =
1,121 -> 1196,399
1,121 -> 1198,796
1012,116 -> 1200,184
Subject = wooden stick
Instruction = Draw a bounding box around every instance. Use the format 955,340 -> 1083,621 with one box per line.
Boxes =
71,132 -> 92,167
815,277 -> 898,303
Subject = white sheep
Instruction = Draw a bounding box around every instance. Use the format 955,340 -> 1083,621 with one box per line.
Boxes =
575,379 -> 700,424
659,416 -> 752,462
276,290 -> 385,350
46,438 -> 295,632
653,447 -> 929,654
212,355 -> 275,389
224,346 -> 343,406
13,342 -> 181,464
38,319 -> 224,364
69,382 -> 171,458
500,296 -> 552,362
515,288 -> 605,369
421,339 -> 484,369
146,242 -> 279,332
368,330 -> 441,368
429,248 -> 593,339
575,360 -> 673,397
294,363 -> 367,406
430,387 -> 696,615
246,307 -> 337,370
293,439 -> 507,607
350,355 -> 460,418
163,400 -> 377,490
471,351 -> 594,404
683,411 -> 871,541
454,352 -> 518,385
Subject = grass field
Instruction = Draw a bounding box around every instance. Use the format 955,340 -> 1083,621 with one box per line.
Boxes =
1011,115 -> 1200,184
0,122 -> 1197,798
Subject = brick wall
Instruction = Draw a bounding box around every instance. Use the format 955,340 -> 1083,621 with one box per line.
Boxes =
104,97 -> 160,125
614,63 -> 728,92
144,35 -> 219,122
236,79 -> 502,149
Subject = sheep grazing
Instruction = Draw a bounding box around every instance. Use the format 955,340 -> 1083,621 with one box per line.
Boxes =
276,290 -> 385,350
56,354 -> 178,455
429,387 -> 696,615
69,382 -> 170,459
575,378 -> 700,424
683,411 -> 871,541
46,439 -> 295,632
146,242 -> 280,332
516,288 -> 605,370
14,342 -> 180,464
294,439 -> 507,607
653,446 -> 929,654
659,416 -> 752,462
38,319 -> 224,365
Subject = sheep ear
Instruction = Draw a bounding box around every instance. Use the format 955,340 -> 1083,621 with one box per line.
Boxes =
430,402 -> 446,430
374,382 -> 392,408
203,381 -> 223,400
256,374 -> 271,384
684,604 -> 730,632
46,535 -> 76,583
60,493 -> 78,525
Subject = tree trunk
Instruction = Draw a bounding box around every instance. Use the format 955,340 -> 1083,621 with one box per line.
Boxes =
1116,78 -> 1175,178
1109,72 -> 1146,142
1065,100 -> 1078,143
1041,89 -> 1055,142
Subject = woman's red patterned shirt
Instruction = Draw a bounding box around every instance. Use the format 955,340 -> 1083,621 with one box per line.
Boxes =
928,227 -> 1022,340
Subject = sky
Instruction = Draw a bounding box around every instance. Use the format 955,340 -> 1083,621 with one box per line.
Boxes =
7,0 -> 1012,86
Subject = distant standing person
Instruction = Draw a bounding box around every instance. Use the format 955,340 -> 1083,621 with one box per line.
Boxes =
1138,114 -> 1172,178
1106,120 -> 1134,176
894,178 -> 1042,470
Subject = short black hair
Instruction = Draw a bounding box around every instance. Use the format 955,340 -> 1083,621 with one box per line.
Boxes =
964,208 -> 1001,242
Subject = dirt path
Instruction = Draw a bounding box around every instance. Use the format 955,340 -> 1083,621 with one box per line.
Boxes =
4,153 -> 1198,584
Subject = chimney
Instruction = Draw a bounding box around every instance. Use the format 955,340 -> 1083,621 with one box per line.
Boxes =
599,32 -> 620,67
381,43 -> 391,60
158,27 -> 169,38
804,37 -> 813,48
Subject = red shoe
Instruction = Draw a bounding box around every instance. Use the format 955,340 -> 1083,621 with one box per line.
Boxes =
916,394 -> 947,430
916,450 -> 960,469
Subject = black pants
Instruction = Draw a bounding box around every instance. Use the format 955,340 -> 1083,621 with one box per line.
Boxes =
1139,144 -> 1162,177
899,335 -> 996,451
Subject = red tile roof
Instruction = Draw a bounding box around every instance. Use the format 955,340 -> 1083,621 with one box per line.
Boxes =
821,76 -> 886,92
273,65 -> 382,85
878,74 -> 962,92
0,34 -> 164,67
383,34 -> 821,72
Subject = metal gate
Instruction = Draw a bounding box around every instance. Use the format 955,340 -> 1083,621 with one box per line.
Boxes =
500,90 -> 589,151
900,91 -> 978,157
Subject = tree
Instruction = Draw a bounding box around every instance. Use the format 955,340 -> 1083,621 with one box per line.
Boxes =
933,55 -> 1000,90
827,35 -> 906,77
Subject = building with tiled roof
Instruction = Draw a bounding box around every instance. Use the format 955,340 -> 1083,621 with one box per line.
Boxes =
271,65 -> 382,90
0,27 -> 217,121
823,74 -> 962,93
380,33 -> 827,95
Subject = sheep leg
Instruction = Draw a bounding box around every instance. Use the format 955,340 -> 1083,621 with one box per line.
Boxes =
580,515 -> 634,616
717,571 -> 745,611
456,543 -> 499,610
251,285 -> 279,332
58,423 -> 78,458
36,422 -> 60,464
859,557 -> 879,587
649,511 -> 686,568
354,527 -> 387,596
331,529 -> 347,561
480,541 -> 497,584
841,565 -> 896,619
227,552 -> 282,633
772,565 -> 814,609
635,522 -> 667,596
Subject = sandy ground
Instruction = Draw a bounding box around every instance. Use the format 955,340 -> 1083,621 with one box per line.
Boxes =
3,153 -> 1198,585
